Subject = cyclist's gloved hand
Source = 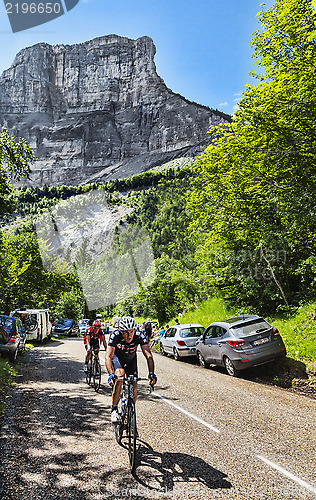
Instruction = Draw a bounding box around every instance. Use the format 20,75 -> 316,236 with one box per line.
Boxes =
149,372 -> 157,385
108,373 -> 117,386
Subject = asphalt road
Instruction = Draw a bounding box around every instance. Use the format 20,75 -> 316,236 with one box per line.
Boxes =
0,337 -> 315,500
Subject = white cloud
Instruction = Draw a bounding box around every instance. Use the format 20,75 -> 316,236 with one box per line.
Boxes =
219,102 -> 229,107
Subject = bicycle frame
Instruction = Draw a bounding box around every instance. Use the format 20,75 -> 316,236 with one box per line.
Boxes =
114,376 -> 151,472
85,347 -> 101,391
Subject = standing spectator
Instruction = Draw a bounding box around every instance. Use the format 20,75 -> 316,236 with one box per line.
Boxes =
105,320 -> 110,335
144,318 -> 153,343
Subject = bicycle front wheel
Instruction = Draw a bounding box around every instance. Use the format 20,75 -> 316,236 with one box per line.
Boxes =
114,420 -> 123,445
127,402 -> 137,471
93,358 -> 101,392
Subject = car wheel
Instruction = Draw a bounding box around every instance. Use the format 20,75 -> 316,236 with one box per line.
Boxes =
160,343 -> 167,356
173,348 -> 180,361
223,356 -> 240,377
197,351 -> 208,368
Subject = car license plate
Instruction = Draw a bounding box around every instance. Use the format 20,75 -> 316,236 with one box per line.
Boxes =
253,337 -> 269,346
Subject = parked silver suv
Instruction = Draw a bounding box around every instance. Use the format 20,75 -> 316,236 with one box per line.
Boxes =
160,324 -> 205,361
196,314 -> 286,376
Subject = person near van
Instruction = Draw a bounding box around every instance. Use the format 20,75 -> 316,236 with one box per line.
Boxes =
84,320 -> 107,371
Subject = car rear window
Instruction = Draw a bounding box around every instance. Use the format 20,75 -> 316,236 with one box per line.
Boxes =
180,327 -> 204,338
231,319 -> 272,338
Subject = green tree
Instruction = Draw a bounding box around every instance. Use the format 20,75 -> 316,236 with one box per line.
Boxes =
52,289 -> 83,321
0,230 -> 82,315
0,129 -> 35,213
188,0 -> 316,312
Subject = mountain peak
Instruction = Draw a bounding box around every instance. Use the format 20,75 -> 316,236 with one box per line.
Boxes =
0,35 -> 229,187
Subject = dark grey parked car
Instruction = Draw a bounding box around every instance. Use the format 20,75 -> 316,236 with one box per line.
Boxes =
53,319 -> 79,337
160,324 -> 205,361
196,315 -> 286,376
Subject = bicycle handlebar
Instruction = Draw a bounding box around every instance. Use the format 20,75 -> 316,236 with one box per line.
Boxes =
116,375 -> 155,391
116,376 -> 148,382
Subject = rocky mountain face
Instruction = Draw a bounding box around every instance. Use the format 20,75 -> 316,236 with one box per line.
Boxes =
0,35 -> 230,187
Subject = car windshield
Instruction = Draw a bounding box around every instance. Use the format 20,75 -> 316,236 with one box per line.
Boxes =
231,319 -> 272,338
57,319 -> 72,326
180,327 -> 204,338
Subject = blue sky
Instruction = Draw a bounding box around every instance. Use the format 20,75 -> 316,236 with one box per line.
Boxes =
0,0 -> 275,115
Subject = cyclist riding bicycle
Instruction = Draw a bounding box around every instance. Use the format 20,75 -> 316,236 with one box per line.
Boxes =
84,320 -> 107,371
105,316 -> 157,423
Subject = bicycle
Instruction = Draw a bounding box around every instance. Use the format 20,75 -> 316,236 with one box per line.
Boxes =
114,375 -> 153,472
85,347 -> 102,392
13,313 -> 38,334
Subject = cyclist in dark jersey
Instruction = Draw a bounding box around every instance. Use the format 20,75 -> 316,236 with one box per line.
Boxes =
105,316 -> 157,423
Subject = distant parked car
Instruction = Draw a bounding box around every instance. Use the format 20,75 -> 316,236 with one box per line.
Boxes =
196,314 -> 286,377
160,324 -> 205,361
0,315 -> 26,361
78,319 -> 89,336
53,319 -> 79,337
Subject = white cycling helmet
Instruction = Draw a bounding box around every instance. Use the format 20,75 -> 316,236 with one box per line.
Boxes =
118,316 -> 137,331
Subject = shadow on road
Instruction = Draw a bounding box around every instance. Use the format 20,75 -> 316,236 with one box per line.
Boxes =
102,439 -> 232,495
0,339 -> 234,499
169,352 -> 309,391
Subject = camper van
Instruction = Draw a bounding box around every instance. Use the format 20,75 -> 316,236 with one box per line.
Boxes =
11,308 -> 52,342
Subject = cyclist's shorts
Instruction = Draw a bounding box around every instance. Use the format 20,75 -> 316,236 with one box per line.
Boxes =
86,339 -> 100,351
112,354 -> 138,376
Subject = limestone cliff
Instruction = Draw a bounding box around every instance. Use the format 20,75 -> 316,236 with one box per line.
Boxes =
0,35 -> 230,186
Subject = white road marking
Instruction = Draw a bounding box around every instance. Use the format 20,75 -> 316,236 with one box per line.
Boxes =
257,455 -> 316,494
153,392 -> 220,434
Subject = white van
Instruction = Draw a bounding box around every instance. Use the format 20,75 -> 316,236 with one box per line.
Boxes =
11,308 -> 52,342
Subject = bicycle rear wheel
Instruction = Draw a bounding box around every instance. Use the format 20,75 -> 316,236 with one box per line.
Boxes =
26,317 -> 38,332
127,402 -> 137,471
93,358 -> 101,392
85,359 -> 92,385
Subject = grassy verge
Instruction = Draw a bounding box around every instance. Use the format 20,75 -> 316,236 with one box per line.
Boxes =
0,344 -> 33,417
0,358 -> 18,416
